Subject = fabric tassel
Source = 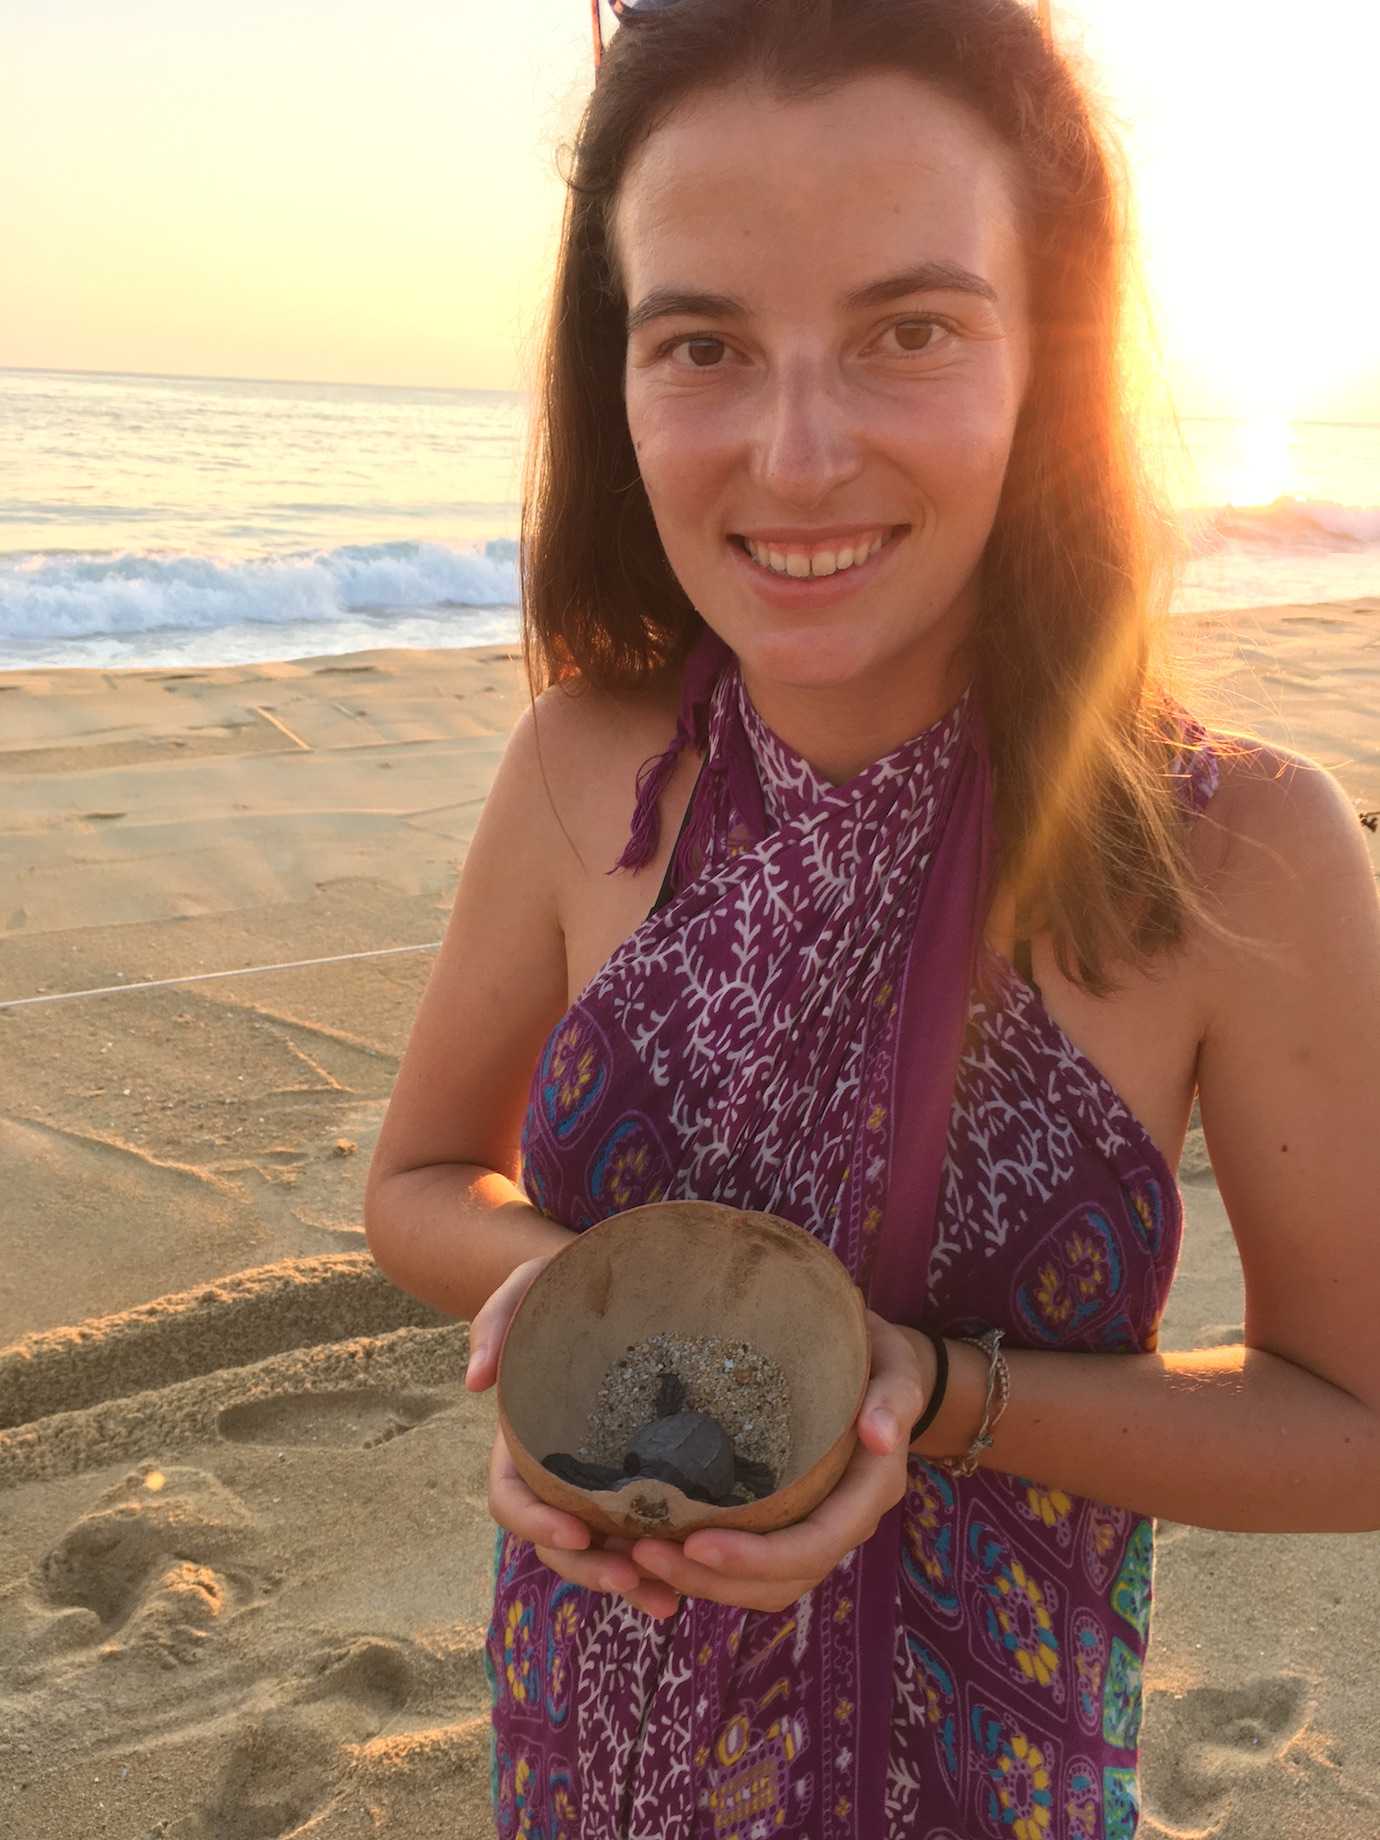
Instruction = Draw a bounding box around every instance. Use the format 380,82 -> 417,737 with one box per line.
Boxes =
607,623 -> 736,877
608,729 -> 689,874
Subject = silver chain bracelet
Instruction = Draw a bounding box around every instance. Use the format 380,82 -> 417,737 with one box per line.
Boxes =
936,1327 -> 1010,1477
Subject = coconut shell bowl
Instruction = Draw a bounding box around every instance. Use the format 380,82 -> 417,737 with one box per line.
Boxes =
495,1198 -> 870,1543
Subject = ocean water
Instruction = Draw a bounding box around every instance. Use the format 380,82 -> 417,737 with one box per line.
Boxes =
1,365 -> 1377,671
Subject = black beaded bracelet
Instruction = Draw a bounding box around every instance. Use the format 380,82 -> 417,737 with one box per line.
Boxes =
907,1330 -> 950,1445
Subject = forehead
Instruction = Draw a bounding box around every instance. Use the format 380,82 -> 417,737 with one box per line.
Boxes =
613,72 -> 1026,308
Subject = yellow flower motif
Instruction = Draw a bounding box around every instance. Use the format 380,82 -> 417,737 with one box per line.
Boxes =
835,1797 -> 852,1820
504,1598 -> 531,1702
906,1473 -> 949,1587
698,1643 -> 713,1666
862,1204 -> 883,1236
997,1732 -> 1053,1838
554,1599 -> 579,1639
833,1597 -> 853,1623
1132,1190 -> 1156,1238
1025,1481 -> 1073,1528
1064,1229 -> 1107,1299
995,1562 -> 1060,1688
874,978 -> 894,1009
550,1032 -> 597,1111
694,1743 -> 710,1768
867,1102 -> 887,1133
834,1696 -> 854,1723
1034,1262 -> 1072,1325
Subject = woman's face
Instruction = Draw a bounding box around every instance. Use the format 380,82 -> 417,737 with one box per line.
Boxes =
614,71 -> 1032,732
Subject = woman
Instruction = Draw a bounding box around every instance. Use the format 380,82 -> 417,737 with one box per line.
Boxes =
363,2 -> 1380,1834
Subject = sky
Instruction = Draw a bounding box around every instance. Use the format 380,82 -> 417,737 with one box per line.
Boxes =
3,0 -> 1377,424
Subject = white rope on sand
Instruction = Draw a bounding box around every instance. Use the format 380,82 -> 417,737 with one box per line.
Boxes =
0,942 -> 442,1012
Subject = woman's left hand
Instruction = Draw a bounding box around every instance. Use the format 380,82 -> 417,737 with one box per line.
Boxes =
627,1308 -> 934,1615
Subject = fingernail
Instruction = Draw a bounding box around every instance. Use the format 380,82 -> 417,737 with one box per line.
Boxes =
466,1345 -> 487,1382
869,1408 -> 898,1446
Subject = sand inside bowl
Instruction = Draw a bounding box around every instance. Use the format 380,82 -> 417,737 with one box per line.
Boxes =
575,1330 -> 793,1503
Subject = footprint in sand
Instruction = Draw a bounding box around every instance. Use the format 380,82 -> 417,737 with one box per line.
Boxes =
297,1633 -> 415,1714
217,1386 -> 447,1452
1142,1674 -> 1313,1830
199,1640 -> 420,1837
200,1706 -> 347,1840
34,1464 -> 262,1669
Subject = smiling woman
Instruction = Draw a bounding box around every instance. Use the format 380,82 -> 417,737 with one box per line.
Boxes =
360,2 -> 1380,1837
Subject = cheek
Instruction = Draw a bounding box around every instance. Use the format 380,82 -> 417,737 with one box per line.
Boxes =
628,406 -> 726,514
901,393 -> 1017,483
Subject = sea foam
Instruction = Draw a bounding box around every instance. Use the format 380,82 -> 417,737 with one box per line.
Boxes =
0,538 -> 519,643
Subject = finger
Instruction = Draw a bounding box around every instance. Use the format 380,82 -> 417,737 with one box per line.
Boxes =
620,1579 -> 683,1620
630,1537 -> 817,1612
857,1312 -> 931,1451
465,1255 -> 554,1391
533,1541 -> 646,1597
530,1546 -> 682,1618
677,1433 -> 901,1581
598,1534 -> 683,1616
487,1427 -> 598,1558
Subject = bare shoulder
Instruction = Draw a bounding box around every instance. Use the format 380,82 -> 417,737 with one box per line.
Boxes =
1189,729 -> 1379,1006
363,666 -> 680,1195
1193,731 -> 1374,899
524,668 -> 685,914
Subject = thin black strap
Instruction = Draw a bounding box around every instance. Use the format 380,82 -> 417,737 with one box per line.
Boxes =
908,1331 -> 950,1445
1013,935 -> 1035,986
646,753 -> 709,920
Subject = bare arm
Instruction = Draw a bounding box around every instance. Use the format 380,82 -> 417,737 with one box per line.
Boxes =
904,750 -> 1380,1533
363,691 -> 580,1323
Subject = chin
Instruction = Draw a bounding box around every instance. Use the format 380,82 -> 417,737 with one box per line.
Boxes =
733,624 -> 886,683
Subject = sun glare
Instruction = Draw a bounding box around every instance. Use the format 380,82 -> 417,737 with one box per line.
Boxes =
1223,411 -> 1296,509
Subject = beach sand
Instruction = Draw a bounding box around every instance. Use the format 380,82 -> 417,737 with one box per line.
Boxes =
1,606 -> 1376,1837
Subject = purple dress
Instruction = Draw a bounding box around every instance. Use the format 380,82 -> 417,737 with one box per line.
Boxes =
484,631 -> 1219,1840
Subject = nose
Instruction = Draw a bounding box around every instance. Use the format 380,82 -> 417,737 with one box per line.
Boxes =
748,360 -> 865,509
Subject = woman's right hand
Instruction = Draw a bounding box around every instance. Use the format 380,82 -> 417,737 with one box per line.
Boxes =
466,1253 -> 684,1621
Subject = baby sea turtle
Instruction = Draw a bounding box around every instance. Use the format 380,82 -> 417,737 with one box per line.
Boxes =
543,1368 -> 776,1506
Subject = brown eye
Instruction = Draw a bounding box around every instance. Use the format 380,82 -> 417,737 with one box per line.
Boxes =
892,320 -> 942,352
682,338 -> 724,367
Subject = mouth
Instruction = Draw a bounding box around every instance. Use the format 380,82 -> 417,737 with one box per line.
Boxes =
726,524 -> 910,602
728,522 -> 912,577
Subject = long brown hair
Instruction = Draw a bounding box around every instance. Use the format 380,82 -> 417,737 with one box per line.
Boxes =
518,0 -> 1221,995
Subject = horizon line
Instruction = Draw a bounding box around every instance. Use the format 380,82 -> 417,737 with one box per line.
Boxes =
0,362 -> 522,398
2,363 -> 1377,431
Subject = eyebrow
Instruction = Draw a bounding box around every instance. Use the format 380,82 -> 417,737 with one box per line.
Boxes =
625,259 -> 999,335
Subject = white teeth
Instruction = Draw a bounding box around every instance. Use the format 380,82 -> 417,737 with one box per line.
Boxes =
743,529 -> 893,577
